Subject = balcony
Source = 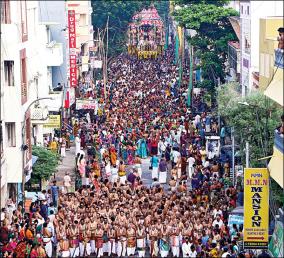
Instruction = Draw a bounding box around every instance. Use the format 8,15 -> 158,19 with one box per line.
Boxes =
275,48 -> 284,69
274,130 -> 284,153
31,107 -> 49,124
45,42 -> 63,67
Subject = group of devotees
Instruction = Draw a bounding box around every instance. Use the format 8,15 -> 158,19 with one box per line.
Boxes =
0,45 -> 248,258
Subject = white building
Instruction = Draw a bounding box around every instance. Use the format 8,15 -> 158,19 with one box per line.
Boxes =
240,0 -> 283,96
1,0 -> 63,207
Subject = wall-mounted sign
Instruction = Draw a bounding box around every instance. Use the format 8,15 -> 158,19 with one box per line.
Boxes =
76,99 -> 98,110
244,168 -> 269,249
68,10 -> 77,87
43,115 -> 61,128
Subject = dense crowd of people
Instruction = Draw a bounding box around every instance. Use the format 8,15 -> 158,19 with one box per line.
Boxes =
0,45 -> 255,258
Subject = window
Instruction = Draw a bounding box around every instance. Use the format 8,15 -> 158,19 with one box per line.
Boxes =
79,14 -> 87,26
247,6 -> 250,15
1,0 -> 11,24
243,58 -> 249,68
20,0 -> 28,42
20,49 -> 27,104
241,5 -> 243,14
6,122 -> 16,147
4,61 -> 14,86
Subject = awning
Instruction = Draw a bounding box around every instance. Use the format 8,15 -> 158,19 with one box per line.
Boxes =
32,155 -> 38,166
268,147 -> 283,188
264,68 -> 283,106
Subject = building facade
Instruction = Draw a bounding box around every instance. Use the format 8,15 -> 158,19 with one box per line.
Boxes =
240,0 -> 283,96
1,0 -> 63,207
262,25 -> 284,188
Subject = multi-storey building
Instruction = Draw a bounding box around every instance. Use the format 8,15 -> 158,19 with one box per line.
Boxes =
1,0 -> 63,207
240,0 -> 283,96
262,24 -> 283,188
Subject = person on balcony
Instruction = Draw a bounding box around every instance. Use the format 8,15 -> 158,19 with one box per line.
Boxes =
277,27 -> 284,49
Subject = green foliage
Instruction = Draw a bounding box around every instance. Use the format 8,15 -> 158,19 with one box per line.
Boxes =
270,178 -> 284,207
217,83 -> 282,167
173,0 -> 230,7
173,1 -> 238,96
31,146 -> 60,184
91,0 -> 169,57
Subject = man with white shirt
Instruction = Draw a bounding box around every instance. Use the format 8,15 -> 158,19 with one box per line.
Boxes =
187,154 -> 195,179
212,215 -> 224,228
171,148 -> 181,168
182,237 -> 192,257
111,164 -> 119,183
188,245 -> 197,258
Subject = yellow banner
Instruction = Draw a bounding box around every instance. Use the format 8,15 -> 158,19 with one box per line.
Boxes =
43,115 -> 61,128
177,26 -> 184,57
244,168 -> 269,249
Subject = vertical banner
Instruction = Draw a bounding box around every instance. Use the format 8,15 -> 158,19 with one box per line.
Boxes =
64,90 -> 70,109
68,10 -> 76,49
68,10 -> 77,88
69,55 -> 77,87
244,168 -> 269,249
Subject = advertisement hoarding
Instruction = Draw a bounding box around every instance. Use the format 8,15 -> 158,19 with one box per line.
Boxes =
68,10 -> 77,88
244,168 -> 269,249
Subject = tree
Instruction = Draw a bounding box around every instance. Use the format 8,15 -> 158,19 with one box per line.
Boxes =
172,1 -> 238,101
91,0 -> 169,57
217,83 -> 284,207
30,146 -> 60,185
217,83 -> 282,165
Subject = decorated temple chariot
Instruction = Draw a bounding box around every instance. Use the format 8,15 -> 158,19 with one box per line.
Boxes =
127,5 -> 165,59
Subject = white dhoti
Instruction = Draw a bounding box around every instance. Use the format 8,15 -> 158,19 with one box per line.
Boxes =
61,250 -> 70,257
79,242 -> 91,256
152,167 -> 158,179
137,166 -> 142,177
172,246 -> 180,257
103,242 -> 109,253
120,175 -> 127,185
171,236 -> 180,257
69,247 -> 79,257
117,240 -> 126,257
61,147 -> 66,157
127,247 -> 136,256
159,171 -> 167,183
108,239 -> 116,255
96,247 -> 103,258
43,238 -> 52,258
188,166 -> 194,179
161,249 -> 169,257
90,240 -> 96,254
111,175 -> 118,183
137,238 -> 146,257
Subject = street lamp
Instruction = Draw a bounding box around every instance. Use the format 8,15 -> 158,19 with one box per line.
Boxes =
21,97 -> 54,205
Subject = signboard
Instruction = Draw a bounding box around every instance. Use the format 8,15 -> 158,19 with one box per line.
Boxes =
228,214 -> 244,232
69,54 -> 77,87
43,115 -> 61,128
68,10 -> 76,49
68,10 -> 77,87
76,99 -> 98,110
244,168 -> 269,249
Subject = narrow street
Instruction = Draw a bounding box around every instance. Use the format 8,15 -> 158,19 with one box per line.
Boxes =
1,1 -> 283,258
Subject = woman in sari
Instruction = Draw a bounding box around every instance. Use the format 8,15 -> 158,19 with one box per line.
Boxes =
140,138 -> 148,158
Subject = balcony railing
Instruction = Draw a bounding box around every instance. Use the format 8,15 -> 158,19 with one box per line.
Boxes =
274,130 -> 284,153
275,48 -> 284,69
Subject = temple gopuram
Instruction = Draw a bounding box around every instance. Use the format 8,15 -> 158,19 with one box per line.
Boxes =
127,6 -> 165,59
